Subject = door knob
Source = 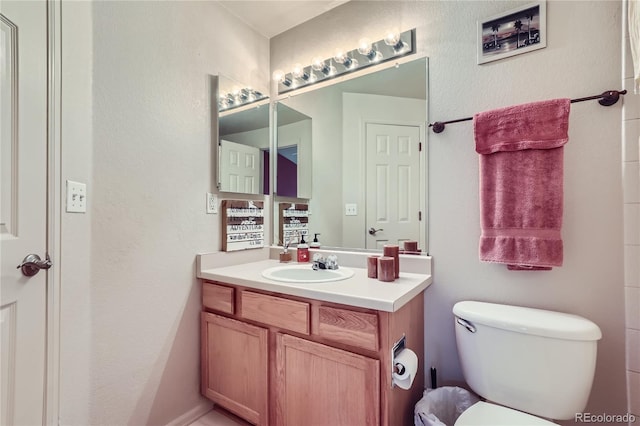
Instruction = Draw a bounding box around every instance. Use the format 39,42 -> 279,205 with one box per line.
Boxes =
17,254 -> 52,277
368,227 -> 383,235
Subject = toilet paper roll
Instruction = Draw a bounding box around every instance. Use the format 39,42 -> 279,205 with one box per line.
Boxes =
392,348 -> 418,390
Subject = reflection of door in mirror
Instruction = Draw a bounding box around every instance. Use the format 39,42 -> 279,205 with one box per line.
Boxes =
218,106 -> 270,194
217,75 -> 269,195
365,123 -> 421,250
277,145 -> 297,197
276,103 -> 312,198
219,140 -> 261,194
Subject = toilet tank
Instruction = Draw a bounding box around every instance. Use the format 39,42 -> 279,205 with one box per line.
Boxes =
453,301 -> 602,421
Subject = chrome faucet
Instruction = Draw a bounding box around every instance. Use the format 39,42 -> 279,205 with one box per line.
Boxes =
312,253 -> 339,270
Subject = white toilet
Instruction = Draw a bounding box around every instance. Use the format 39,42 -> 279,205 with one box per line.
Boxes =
452,301 -> 602,425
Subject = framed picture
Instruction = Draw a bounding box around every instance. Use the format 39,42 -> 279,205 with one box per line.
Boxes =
478,1 -> 546,64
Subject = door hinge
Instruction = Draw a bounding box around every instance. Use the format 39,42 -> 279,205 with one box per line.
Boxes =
419,142 -> 422,152
418,211 -> 422,221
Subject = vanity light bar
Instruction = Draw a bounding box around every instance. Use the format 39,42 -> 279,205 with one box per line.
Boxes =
218,88 -> 268,112
275,28 -> 416,95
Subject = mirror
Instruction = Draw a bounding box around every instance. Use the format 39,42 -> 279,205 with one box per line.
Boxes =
274,57 -> 428,252
217,75 -> 269,195
275,104 -> 312,198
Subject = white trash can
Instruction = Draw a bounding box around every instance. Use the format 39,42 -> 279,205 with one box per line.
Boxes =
414,387 -> 480,426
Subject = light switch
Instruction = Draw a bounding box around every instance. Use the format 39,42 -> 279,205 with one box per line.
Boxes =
66,180 -> 87,213
345,203 -> 358,216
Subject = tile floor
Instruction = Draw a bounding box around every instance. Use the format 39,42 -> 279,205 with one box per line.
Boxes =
189,407 -> 250,426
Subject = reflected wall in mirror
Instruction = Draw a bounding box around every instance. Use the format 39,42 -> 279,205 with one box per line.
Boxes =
274,58 -> 428,252
217,75 -> 269,195
275,104 -> 312,198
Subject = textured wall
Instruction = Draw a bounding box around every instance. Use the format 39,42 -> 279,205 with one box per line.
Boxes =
60,2 -> 93,424
272,1 -> 627,420
59,2 -> 269,424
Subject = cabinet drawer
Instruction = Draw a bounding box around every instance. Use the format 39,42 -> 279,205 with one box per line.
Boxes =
203,282 -> 234,314
241,291 -> 310,335
316,306 -> 378,351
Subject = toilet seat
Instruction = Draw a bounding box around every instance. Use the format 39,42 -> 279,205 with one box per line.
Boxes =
455,401 -> 558,425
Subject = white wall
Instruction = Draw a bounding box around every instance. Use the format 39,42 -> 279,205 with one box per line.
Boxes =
622,0 -> 640,416
60,2 -> 92,424
60,1 -> 269,424
272,0 -> 627,420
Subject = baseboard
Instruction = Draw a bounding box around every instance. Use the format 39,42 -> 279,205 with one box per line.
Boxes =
165,400 -> 214,426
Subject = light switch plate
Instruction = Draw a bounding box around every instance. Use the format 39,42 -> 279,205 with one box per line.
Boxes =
66,180 -> 87,213
345,203 -> 357,216
207,192 -> 218,214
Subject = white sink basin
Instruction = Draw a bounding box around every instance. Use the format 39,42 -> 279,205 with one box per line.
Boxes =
261,264 -> 354,283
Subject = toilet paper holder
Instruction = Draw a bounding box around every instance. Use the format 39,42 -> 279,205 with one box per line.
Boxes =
391,334 -> 406,386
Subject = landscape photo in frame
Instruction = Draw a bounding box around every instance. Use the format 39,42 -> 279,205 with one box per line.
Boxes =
478,1 -> 547,64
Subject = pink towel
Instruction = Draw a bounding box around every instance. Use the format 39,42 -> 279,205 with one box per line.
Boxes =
474,98 -> 571,270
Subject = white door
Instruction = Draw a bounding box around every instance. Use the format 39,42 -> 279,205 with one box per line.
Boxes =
1,2 -> 49,425
365,123 -> 421,250
219,139 -> 261,194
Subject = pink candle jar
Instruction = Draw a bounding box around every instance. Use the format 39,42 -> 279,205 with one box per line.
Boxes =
367,255 -> 379,278
403,240 -> 418,253
377,256 -> 395,282
383,244 -> 400,279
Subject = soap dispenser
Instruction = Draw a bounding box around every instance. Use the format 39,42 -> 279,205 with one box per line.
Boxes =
310,233 -> 321,249
297,234 -> 309,262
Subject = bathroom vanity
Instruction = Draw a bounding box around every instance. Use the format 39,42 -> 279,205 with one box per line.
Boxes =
197,255 -> 432,426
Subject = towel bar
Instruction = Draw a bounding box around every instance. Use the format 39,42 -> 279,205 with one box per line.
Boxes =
429,89 -> 627,134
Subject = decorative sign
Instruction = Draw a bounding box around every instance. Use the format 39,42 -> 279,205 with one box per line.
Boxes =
221,200 -> 264,252
279,203 -> 309,245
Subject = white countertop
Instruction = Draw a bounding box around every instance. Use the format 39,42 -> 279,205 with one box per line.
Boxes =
198,259 -> 432,312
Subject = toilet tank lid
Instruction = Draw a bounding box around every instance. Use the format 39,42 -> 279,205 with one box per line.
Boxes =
453,301 -> 602,341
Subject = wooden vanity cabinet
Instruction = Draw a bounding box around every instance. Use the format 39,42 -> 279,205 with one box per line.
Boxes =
275,333 -> 380,426
200,281 -> 425,426
201,312 -> 268,425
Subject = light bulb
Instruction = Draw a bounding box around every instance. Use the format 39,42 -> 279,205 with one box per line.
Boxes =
292,63 -> 310,81
383,30 -> 400,46
357,38 -> 382,62
334,49 -> 358,70
239,88 -> 251,102
311,57 -> 325,71
272,69 -> 291,86
384,30 -> 407,53
311,57 -> 334,76
272,69 -> 285,82
357,38 -> 372,55
334,49 -> 347,63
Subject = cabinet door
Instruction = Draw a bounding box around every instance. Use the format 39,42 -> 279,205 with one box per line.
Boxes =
201,312 -> 268,425
275,333 -> 380,426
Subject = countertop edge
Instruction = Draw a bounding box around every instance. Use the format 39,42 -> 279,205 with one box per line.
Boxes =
199,261 -> 432,312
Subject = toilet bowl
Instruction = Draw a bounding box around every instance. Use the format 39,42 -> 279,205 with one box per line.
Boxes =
456,401 -> 557,425
452,301 -> 602,425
